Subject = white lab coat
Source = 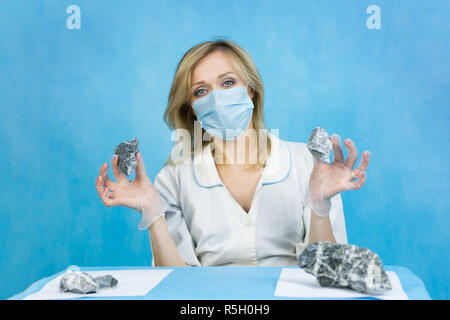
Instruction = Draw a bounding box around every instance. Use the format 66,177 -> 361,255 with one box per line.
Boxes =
152,133 -> 347,266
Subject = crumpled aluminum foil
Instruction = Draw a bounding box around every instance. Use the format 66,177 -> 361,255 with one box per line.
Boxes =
307,127 -> 332,163
114,137 -> 139,176
59,270 -> 118,294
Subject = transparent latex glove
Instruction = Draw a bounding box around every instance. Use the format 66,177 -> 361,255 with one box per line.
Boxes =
95,152 -> 167,230
304,134 -> 371,217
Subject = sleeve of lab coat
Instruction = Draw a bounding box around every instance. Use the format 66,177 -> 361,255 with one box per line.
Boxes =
152,164 -> 201,267
293,142 -> 348,258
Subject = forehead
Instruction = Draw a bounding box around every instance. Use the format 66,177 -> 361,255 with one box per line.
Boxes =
191,50 -> 236,84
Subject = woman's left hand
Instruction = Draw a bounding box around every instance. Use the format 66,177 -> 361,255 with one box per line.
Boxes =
307,134 -> 371,215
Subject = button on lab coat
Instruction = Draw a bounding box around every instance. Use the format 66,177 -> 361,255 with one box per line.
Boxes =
152,134 -> 347,266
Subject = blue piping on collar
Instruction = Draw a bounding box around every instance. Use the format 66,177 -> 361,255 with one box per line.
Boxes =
261,142 -> 292,185
192,158 -> 223,189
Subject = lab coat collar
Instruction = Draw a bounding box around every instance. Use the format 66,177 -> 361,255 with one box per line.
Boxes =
192,142 -> 224,188
261,133 -> 292,185
192,133 -> 292,188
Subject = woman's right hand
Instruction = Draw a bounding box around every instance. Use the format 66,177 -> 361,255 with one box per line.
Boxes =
95,152 -> 166,229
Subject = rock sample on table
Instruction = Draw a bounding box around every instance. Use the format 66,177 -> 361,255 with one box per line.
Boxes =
298,241 -> 392,295
93,275 -> 118,290
59,270 -> 99,294
114,137 -> 139,176
307,127 -> 332,162
59,270 -> 119,294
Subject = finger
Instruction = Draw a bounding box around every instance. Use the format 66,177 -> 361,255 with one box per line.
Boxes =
99,162 -> 108,177
354,150 -> 371,175
96,176 -> 118,207
102,190 -> 119,207
331,134 -> 344,163
344,138 -> 358,169
135,152 -> 148,182
96,175 -> 117,194
312,156 -> 321,166
346,171 -> 366,190
111,154 -> 127,183
98,170 -> 119,192
95,176 -> 105,197
99,163 -> 119,191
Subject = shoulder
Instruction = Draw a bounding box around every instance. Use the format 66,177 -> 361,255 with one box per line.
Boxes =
154,156 -> 192,186
272,137 -> 314,181
153,162 -> 186,203
278,138 -> 314,169
283,139 -> 309,155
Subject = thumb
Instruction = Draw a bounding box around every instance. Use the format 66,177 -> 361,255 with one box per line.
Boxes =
135,152 -> 148,181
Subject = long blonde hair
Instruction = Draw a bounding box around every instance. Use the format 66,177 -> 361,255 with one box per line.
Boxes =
163,38 -> 271,168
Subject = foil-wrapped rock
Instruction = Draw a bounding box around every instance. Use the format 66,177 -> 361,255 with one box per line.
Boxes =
59,270 -> 99,294
298,241 -> 392,295
307,127 -> 332,163
114,137 -> 139,176
94,275 -> 118,290
59,269 -> 119,294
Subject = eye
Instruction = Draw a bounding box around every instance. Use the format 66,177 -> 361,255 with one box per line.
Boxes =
223,79 -> 236,87
194,88 -> 207,97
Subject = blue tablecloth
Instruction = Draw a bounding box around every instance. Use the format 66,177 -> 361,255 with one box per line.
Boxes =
9,265 -> 431,300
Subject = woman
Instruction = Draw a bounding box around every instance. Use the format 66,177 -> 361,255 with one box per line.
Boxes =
95,39 -> 370,267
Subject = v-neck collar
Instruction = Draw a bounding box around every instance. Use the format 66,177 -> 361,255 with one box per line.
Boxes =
192,133 -> 292,189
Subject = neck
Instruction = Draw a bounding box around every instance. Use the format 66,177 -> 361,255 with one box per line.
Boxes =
212,129 -> 259,168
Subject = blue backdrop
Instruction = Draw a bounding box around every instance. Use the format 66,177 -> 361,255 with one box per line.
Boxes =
0,0 -> 448,300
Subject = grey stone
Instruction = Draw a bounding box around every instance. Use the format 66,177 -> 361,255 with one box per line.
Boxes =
298,241 -> 392,295
114,137 -> 139,176
94,275 -> 118,289
59,271 -> 99,294
307,127 -> 332,162
59,271 -> 119,294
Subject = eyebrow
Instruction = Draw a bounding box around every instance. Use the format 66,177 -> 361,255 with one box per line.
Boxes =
192,72 -> 234,87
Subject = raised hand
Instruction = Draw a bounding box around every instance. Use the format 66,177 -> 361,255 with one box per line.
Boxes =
305,134 -> 371,216
95,152 -> 166,229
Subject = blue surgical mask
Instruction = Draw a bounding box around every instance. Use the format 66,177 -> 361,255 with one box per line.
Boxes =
192,85 -> 254,141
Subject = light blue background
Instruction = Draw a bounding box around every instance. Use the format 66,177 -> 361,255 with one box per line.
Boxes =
0,0 -> 448,300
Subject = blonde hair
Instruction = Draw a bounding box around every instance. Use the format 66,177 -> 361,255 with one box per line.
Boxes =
163,38 -> 271,168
